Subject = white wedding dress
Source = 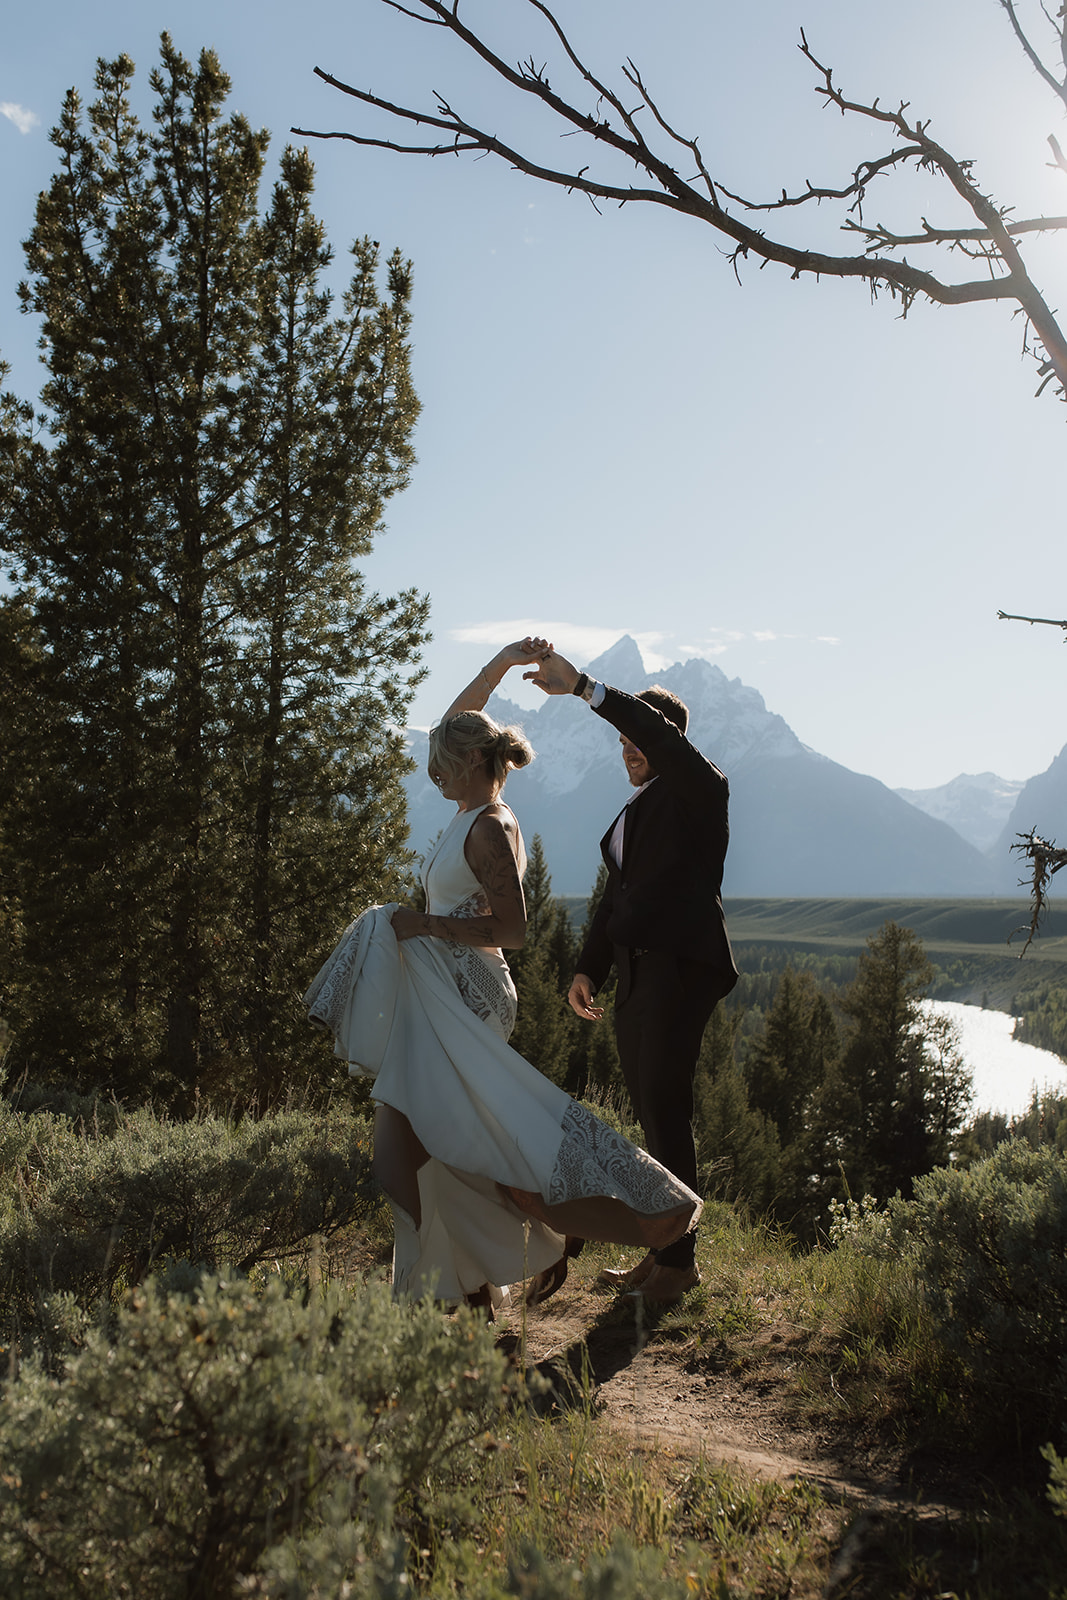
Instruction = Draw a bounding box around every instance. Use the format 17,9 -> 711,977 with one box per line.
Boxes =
305,803 -> 701,1305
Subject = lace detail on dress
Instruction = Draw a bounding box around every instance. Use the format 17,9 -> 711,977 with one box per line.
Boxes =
445,891 -> 518,1039
306,914 -> 365,1039
447,888 -> 491,923
546,1100 -> 699,1217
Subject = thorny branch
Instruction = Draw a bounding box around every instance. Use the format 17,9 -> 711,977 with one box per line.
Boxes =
1010,830 -> 1067,953
293,0 -> 1067,398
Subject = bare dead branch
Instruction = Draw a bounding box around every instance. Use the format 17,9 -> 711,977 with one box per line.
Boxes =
842,214 -> 1067,249
999,0 -> 1067,110
997,607 -> 1067,629
1009,829 -> 1067,952
621,58 -> 720,208
297,0 -> 1067,397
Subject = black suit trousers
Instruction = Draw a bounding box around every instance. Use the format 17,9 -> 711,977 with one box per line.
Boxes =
613,949 -> 733,1269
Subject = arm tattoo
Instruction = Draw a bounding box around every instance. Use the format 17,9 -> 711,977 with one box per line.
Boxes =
434,811 -> 525,949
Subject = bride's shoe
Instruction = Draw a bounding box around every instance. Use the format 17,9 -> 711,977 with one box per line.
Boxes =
464,1283 -> 495,1322
524,1236 -> 583,1308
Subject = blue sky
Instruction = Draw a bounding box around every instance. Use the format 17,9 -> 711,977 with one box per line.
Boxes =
4,0 -> 1067,791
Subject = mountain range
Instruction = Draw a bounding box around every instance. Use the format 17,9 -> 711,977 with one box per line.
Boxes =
401,636 -> 1066,899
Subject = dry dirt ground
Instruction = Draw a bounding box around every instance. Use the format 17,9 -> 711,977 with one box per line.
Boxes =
493,1253 -> 974,1592
503,1264 -> 901,1505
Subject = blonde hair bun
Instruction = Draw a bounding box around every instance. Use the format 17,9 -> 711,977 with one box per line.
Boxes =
428,710 -> 534,789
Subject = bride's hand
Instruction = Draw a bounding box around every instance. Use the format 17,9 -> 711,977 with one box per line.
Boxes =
391,907 -> 427,941
498,635 -> 552,671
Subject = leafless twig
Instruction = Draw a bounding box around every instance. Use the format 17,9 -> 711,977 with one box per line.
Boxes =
997,608 -> 1067,632
1009,829 -> 1067,953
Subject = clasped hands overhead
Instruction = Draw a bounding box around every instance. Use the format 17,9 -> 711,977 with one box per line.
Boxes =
521,643 -> 582,697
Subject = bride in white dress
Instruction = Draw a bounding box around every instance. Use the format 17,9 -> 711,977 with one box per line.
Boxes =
306,637 -> 701,1311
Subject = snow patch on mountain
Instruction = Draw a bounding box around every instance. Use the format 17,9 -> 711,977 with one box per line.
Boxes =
895,772 -> 1024,853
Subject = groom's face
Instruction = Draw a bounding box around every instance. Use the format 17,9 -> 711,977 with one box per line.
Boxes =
620,735 -> 655,788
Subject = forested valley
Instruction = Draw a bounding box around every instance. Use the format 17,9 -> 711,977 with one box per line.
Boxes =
505,840 -> 1067,1247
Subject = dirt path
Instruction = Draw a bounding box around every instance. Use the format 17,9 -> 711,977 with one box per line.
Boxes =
499,1265 -> 938,1524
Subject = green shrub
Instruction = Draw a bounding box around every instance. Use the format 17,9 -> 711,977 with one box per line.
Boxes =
0,1274 -> 511,1599
2,1076 -> 126,1134
885,1141 -> 1067,1435
0,1100 -> 380,1360
0,1099 -> 83,1225
1044,1444 -> 1067,1521
494,1543 -> 723,1600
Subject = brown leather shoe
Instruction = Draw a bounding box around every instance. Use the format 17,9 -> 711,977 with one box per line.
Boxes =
597,1251 -> 656,1291
624,1262 -> 700,1304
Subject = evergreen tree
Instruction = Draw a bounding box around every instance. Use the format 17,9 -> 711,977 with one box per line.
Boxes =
744,966 -> 838,1150
694,1007 -> 781,1214
740,966 -> 839,1237
566,859 -> 621,1098
507,835 -> 557,990
920,1009 -> 973,1158
0,592 -> 40,1050
0,42 -> 426,1103
509,836 -> 576,1087
814,922 -> 949,1204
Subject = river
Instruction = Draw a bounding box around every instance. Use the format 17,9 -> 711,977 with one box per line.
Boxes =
921,999 -> 1067,1118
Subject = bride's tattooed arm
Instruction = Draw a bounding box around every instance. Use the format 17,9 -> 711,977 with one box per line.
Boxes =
391,807 -> 527,950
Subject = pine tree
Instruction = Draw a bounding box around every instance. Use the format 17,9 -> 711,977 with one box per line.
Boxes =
507,834 -> 555,992
565,858 -> 622,1098
694,1007 -> 781,1213
0,42 -> 426,1102
744,967 -> 838,1151
509,836 -> 576,1087
815,921 -> 942,1203
0,592 -> 39,1050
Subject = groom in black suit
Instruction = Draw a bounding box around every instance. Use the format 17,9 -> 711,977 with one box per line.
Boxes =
524,649 -> 739,1303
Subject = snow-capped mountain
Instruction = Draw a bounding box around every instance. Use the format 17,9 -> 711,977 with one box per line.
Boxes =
402,636 -> 999,898
894,773 -> 1024,854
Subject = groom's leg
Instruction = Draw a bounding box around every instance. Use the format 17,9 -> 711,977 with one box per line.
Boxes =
614,953 -> 723,1269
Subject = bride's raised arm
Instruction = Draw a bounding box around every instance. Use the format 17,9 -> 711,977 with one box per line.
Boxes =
439,636 -> 553,722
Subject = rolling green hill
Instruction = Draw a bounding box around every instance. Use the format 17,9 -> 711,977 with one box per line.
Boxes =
721,898 -> 1067,1011
560,895 -> 1067,1012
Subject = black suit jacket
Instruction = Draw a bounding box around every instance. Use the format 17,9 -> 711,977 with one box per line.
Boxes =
576,686 -> 739,996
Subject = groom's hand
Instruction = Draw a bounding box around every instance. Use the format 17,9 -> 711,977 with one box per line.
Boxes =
568,974 -> 604,1021
523,648 -> 581,695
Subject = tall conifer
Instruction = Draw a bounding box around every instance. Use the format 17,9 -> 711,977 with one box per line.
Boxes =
0,42 -> 426,1102
817,922 -> 939,1202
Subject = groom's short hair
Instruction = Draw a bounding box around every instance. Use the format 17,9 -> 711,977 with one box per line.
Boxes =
637,686 -> 688,734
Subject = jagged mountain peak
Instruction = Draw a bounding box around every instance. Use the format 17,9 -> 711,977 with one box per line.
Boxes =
586,634 -> 646,683
402,637 -> 1002,895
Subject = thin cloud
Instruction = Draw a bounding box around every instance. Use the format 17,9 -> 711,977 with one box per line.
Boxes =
676,641 -> 731,658
450,620 -> 642,662
1,102 -> 40,135
449,621 -> 840,673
